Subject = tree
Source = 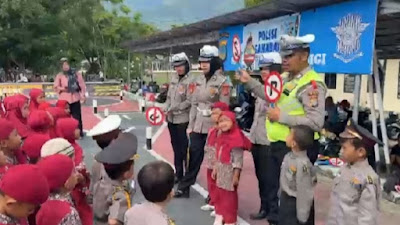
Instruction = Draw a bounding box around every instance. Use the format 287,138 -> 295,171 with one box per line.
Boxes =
244,0 -> 271,8
0,0 -> 155,80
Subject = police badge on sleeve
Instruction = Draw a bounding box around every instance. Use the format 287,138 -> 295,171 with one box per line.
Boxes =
222,83 -> 230,96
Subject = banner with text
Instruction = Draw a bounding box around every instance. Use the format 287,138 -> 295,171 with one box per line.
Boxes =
219,15 -> 299,71
299,0 -> 378,74
242,14 -> 299,70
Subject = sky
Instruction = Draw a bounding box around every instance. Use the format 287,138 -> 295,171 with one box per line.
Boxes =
122,0 -> 245,30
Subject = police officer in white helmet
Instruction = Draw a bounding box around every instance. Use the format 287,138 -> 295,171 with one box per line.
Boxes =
175,45 -> 231,198
165,52 -> 193,184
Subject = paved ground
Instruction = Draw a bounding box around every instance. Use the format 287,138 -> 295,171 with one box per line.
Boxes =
79,107 -> 214,225
78,98 -> 400,225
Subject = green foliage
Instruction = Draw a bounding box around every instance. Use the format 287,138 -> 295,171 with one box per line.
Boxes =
0,0 -> 155,79
244,0 -> 271,7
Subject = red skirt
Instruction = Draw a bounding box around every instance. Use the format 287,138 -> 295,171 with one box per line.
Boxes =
207,169 -> 217,206
215,187 -> 238,224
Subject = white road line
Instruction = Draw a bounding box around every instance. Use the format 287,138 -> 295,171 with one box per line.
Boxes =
123,127 -> 136,133
142,123 -> 250,225
94,114 -> 103,120
123,115 -> 131,120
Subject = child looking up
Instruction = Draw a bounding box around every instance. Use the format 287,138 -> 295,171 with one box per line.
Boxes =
280,125 -> 316,225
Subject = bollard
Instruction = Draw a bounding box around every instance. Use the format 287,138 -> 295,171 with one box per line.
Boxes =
140,98 -> 145,112
93,99 -> 98,114
104,108 -> 109,117
120,91 -> 123,101
146,126 -> 152,150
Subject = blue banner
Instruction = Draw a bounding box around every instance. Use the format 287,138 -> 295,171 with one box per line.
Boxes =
219,25 -> 244,71
300,0 -> 378,75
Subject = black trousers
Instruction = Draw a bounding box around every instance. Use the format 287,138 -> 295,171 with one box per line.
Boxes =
70,101 -> 83,135
178,132 -> 207,191
251,144 -> 270,212
168,122 -> 189,180
279,191 -> 315,225
307,140 -> 320,165
265,141 -> 290,223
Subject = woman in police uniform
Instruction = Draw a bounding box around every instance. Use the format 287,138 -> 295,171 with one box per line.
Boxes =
175,45 -> 230,198
165,52 -> 192,184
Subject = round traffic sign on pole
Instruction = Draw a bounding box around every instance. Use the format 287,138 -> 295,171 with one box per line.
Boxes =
264,71 -> 283,103
145,106 -> 165,126
232,35 -> 241,63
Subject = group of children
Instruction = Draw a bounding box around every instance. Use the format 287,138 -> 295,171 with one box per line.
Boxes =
0,88 -> 178,225
200,101 -> 381,225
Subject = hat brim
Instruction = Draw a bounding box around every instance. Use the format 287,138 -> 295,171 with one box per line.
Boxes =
198,57 -> 212,62
172,61 -> 187,67
280,50 -> 294,57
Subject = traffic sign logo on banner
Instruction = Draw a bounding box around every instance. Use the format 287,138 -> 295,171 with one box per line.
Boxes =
264,71 -> 283,103
145,107 -> 165,126
232,35 -> 241,63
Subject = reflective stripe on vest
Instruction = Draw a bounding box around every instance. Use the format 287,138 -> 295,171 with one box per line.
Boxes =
266,70 -> 324,142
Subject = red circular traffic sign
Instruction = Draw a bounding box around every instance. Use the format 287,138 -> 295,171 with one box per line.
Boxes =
264,71 -> 283,103
329,158 -> 344,167
232,35 -> 241,63
145,106 -> 165,126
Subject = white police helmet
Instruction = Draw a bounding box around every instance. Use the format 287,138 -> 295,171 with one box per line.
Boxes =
171,52 -> 190,67
258,52 -> 282,68
280,34 -> 315,57
199,45 -> 219,62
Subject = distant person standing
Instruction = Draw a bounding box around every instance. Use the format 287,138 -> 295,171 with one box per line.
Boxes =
54,58 -> 86,136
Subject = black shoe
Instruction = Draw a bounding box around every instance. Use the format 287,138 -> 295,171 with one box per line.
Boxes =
267,220 -> 278,225
205,195 -> 211,204
174,176 -> 182,184
250,210 -> 267,220
174,189 -> 190,198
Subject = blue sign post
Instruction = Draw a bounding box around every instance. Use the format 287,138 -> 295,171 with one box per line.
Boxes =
299,0 -> 379,75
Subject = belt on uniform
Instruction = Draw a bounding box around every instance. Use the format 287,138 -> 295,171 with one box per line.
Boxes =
197,107 -> 211,117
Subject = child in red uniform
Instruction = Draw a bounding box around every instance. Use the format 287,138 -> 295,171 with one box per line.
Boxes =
5,96 -> 30,139
213,111 -> 251,225
36,154 -> 82,225
28,89 -> 45,112
0,119 -> 24,178
56,118 -> 92,225
56,100 -> 71,116
46,107 -> 69,138
0,164 -> 49,225
201,102 -> 229,215
27,110 -> 52,138
38,102 -> 51,111
20,134 -> 50,164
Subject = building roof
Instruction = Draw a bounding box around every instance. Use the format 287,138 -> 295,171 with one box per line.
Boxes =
124,0 -> 400,59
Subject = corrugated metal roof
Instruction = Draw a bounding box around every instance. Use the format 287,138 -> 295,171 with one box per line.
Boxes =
124,0 -> 400,59
124,0 -> 347,49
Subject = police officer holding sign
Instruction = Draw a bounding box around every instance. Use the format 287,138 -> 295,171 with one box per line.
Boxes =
238,34 -> 326,224
244,52 -> 282,221
175,45 -> 230,198
165,52 -> 193,184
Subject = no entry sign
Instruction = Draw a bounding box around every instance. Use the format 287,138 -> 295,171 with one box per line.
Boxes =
145,107 -> 165,126
232,35 -> 241,63
264,71 -> 283,103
